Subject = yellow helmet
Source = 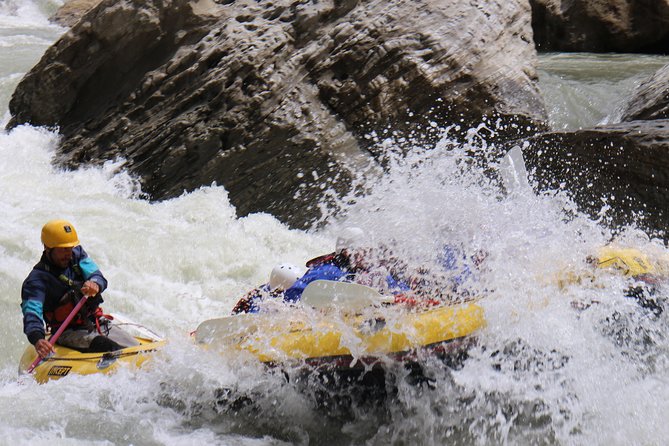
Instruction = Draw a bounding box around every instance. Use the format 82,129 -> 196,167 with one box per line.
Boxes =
41,219 -> 80,248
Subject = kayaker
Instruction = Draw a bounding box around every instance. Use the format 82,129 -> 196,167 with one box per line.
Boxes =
300,229 -> 488,306
230,228 -> 373,312
21,219 -> 138,358
283,227 -> 387,302
233,227 -> 437,311
231,263 -> 304,314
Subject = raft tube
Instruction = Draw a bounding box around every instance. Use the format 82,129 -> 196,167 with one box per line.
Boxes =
195,300 -> 486,370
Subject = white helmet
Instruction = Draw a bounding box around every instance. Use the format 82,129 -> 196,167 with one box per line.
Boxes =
335,227 -> 366,252
269,264 -> 304,291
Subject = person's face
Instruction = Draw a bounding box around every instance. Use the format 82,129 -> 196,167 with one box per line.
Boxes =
48,247 -> 73,268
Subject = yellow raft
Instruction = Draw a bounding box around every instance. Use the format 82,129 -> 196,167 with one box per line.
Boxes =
195,298 -> 485,369
596,246 -> 669,277
18,317 -> 165,384
556,245 -> 669,289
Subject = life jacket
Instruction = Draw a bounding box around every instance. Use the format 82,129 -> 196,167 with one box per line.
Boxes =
306,252 -> 336,268
393,293 -> 442,308
306,252 -> 353,271
35,260 -> 104,331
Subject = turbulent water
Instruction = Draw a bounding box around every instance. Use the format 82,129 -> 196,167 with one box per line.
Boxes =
538,52 -> 669,131
2,2 -> 669,445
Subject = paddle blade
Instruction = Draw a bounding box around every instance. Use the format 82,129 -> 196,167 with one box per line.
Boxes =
301,280 -> 389,311
194,314 -> 260,344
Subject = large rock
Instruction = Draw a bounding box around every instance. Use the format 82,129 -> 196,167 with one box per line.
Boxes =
9,0 -> 547,227
517,120 -> 669,236
531,0 -> 669,53
621,63 -> 669,121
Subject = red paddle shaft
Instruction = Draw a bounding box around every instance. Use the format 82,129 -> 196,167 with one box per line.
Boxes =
27,295 -> 89,373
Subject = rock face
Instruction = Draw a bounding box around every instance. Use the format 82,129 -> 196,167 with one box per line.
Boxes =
621,63 -> 669,121
50,0 -> 103,27
8,0 -> 546,227
518,120 -> 669,236
530,0 -> 669,53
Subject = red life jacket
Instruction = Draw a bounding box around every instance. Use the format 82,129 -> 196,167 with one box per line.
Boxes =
36,260 -> 101,331
306,252 -> 337,268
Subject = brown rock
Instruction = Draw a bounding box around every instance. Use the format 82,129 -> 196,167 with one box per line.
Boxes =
531,0 -> 669,53
9,0 -> 547,228
517,120 -> 669,236
51,0 -> 103,27
622,63 -> 669,121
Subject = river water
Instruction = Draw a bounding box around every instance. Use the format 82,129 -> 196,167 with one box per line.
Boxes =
2,2 -> 669,445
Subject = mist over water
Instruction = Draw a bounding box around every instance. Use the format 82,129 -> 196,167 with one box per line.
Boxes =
2,2 -> 669,445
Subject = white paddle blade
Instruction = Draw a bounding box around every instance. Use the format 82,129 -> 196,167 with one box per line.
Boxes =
301,280 -> 388,311
194,314 -> 259,344
499,145 -> 530,194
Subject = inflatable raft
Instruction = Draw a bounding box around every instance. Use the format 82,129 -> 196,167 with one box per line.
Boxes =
18,315 -> 165,384
556,245 -> 669,288
195,281 -> 486,371
596,246 -> 669,278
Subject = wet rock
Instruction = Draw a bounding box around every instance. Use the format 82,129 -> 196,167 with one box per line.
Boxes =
51,0 -> 103,27
8,0 -> 547,228
517,120 -> 669,236
621,63 -> 669,121
531,0 -> 669,53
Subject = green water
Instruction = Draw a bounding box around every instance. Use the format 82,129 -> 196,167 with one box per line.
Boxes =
538,52 -> 669,130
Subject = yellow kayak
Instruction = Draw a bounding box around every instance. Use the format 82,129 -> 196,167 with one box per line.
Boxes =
18,317 -> 165,384
195,299 -> 486,369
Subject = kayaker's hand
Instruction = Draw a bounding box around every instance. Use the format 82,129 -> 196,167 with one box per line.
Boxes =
81,280 -> 100,297
35,339 -> 55,358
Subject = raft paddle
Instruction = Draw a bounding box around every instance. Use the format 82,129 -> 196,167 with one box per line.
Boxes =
27,294 -> 90,373
194,281 -> 391,344
194,313 -> 267,345
301,280 -> 392,311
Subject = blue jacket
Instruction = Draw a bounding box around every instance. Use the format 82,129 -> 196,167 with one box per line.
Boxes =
438,245 -> 474,287
21,246 -> 107,345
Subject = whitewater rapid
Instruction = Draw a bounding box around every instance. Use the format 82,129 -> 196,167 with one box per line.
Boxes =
2,2 -> 669,445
